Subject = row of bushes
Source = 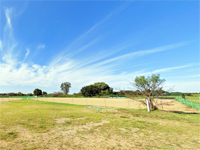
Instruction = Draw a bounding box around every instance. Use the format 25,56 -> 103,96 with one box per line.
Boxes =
1,92 -> 197,98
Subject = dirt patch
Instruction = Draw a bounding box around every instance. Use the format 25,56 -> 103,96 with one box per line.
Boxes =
55,118 -> 71,124
55,117 -> 85,124
58,120 -> 110,135
155,99 -> 200,113
74,117 -> 85,120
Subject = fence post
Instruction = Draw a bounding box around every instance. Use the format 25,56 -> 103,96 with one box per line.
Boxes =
146,99 -> 150,112
86,99 -> 88,105
127,100 -> 130,108
72,98 -> 73,104
161,101 -> 163,110
197,102 -> 200,111
104,99 -> 106,106
190,100 -> 193,108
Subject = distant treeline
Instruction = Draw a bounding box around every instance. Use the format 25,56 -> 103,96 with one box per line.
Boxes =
0,91 -> 197,98
0,81 -> 198,98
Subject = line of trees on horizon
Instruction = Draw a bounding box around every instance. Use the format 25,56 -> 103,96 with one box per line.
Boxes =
0,78 -> 198,98
1,74 -> 199,112
0,88 -> 197,98
0,89 -> 48,97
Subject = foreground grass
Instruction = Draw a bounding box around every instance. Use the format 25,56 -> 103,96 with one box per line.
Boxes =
0,100 -> 199,149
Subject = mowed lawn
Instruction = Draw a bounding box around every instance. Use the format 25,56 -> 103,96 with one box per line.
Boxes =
0,100 -> 199,149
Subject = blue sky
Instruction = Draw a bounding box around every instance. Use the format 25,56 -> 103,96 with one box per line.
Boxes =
0,1 -> 199,94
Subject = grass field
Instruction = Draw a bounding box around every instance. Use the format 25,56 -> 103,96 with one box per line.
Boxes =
185,94 -> 200,102
0,100 -> 199,149
165,94 -> 200,102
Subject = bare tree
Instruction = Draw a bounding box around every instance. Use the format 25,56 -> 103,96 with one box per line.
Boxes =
122,74 -> 174,110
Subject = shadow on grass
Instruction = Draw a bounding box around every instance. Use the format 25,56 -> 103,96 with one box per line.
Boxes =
161,110 -> 200,114
11,99 -> 87,108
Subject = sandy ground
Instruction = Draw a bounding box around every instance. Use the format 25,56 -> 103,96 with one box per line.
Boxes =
1,97 -> 199,113
154,99 -> 200,113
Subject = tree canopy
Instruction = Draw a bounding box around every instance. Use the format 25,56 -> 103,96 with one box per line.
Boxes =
42,91 -> 47,95
60,82 -> 71,95
80,82 -> 113,97
33,88 -> 42,96
127,74 -> 167,110
27,93 -> 33,96
17,92 -> 23,96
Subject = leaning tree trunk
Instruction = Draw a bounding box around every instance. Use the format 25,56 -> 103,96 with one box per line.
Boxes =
149,97 -> 154,110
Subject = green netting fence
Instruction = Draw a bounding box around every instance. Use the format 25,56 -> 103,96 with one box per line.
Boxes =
109,95 -> 126,98
175,97 -> 200,111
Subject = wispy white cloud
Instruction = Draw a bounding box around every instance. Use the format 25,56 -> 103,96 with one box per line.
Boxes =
24,48 -> 30,60
0,50 -> 195,93
0,6 -> 197,94
166,74 -> 200,80
52,3 -> 132,64
14,2 -> 29,17
86,42 -> 188,68
37,44 -> 45,49
152,64 -> 194,73
70,3 -> 131,45
165,81 -> 200,93
1,8 -> 18,65
5,8 -> 12,29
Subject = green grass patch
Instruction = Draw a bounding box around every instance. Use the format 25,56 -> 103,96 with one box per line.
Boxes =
0,100 -> 199,149
0,131 -> 18,140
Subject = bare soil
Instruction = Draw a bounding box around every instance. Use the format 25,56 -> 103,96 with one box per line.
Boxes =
29,97 -> 200,113
1,97 -> 199,113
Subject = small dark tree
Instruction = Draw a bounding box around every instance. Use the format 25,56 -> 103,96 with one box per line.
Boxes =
27,93 -> 33,96
182,94 -> 185,99
7,92 -> 16,96
43,91 -> 47,95
33,88 -> 42,96
60,82 -> 71,95
17,92 -> 23,96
